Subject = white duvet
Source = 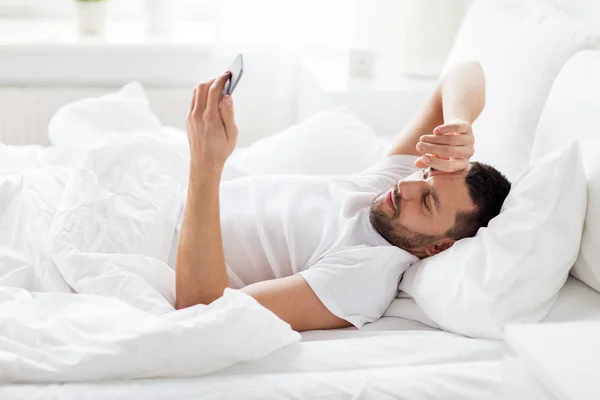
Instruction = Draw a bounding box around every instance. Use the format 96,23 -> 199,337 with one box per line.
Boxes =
0,84 -> 299,383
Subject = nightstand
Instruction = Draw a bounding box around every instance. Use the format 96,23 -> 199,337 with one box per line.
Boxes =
504,322 -> 600,400
297,55 -> 437,136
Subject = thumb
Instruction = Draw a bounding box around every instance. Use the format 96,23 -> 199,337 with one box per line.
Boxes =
220,95 -> 238,139
414,156 -> 428,169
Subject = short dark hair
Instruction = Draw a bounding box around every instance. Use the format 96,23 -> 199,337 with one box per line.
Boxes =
446,161 -> 511,240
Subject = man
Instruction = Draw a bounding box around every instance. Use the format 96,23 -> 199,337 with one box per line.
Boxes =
173,61 -> 510,332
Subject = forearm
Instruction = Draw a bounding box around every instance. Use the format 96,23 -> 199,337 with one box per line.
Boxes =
441,61 -> 486,124
389,61 -> 485,157
175,166 -> 229,308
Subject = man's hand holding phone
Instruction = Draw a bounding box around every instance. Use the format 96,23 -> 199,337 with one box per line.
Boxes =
186,72 -> 238,173
186,54 -> 244,174
414,119 -> 475,173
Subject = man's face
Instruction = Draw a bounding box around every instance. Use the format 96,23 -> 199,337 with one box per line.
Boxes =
369,167 -> 476,254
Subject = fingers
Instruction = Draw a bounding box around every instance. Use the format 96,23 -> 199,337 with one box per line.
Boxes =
416,141 -> 474,159
192,78 -> 215,116
421,155 -> 469,173
190,71 -> 231,119
219,95 -> 238,140
188,88 -> 197,116
206,71 -> 231,118
433,122 -> 471,135
420,133 -> 474,146
415,120 -> 474,173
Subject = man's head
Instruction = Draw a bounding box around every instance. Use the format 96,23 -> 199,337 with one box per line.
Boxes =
369,162 -> 510,258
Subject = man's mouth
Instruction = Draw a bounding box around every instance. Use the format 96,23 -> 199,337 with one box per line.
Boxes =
385,190 -> 396,212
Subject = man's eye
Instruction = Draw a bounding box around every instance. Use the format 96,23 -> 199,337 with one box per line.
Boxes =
422,170 -> 427,179
423,194 -> 430,211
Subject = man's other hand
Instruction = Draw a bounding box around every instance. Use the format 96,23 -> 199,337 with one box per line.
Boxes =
186,71 -> 238,171
414,119 -> 475,172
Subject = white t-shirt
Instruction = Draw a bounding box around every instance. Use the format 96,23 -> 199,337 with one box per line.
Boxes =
169,155 -> 420,328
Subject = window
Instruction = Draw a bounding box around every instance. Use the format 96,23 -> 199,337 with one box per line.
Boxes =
0,0 -> 358,51
0,0 -> 230,21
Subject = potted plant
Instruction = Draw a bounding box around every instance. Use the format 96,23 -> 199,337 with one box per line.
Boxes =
74,0 -> 109,36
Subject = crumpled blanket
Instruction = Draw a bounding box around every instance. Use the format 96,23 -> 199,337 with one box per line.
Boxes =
0,83 -> 299,383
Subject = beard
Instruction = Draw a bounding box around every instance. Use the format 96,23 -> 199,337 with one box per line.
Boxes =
369,191 -> 439,250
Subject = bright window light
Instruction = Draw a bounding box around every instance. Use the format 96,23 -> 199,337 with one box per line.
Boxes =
0,0 -> 358,50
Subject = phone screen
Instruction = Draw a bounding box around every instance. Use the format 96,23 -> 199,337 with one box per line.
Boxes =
222,54 -> 244,97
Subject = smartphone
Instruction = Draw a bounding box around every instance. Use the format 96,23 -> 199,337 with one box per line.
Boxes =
222,54 -> 244,97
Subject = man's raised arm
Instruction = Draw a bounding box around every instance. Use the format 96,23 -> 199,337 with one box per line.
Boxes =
174,72 -> 237,309
387,61 -> 485,172
174,73 -> 351,332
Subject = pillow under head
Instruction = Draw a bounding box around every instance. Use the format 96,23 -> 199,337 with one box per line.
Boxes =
400,141 -> 587,339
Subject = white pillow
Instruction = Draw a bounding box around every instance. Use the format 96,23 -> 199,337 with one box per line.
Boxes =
530,51 -> 600,293
237,108 -> 387,176
400,142 -> 587,339
48,82 -> 169,149
443,0 -> 599,180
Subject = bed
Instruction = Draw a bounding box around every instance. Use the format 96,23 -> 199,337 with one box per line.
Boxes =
1,317 -> 506,399
0,116 -> 513,399
3,276 -> 600,400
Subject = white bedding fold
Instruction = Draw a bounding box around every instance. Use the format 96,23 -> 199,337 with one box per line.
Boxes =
0,135 -> 299,383
0,287 -> 298,383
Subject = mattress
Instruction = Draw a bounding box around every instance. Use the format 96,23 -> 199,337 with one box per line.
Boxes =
1,317 -> 506,400
6,277 -> 598,400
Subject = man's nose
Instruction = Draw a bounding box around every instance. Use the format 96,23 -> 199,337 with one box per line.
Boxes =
398,179 -> 427,200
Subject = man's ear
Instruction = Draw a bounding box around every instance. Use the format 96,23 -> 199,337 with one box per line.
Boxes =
424,238 -> 456,257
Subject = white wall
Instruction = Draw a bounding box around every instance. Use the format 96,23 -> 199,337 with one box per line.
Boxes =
544,0 -> 600,27
0,49 -> 301,147
6,0 -> 597,146
0,0 -> 358,146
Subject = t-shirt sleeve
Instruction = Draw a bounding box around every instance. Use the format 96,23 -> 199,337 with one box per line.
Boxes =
351,155 -> 421,194
299,246 -> 416,328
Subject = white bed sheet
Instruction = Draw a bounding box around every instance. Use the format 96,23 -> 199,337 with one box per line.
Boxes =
4,282 -> 599,400
8,278 -> 591,400
301,315 -> 438,342
1,327 -> 506,400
